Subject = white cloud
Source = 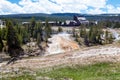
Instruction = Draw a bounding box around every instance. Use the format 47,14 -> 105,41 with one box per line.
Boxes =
0,0 -> 24,14
86,8 -> 106,14
19,0 -> 62,13
106,5 -> 120,13
83,0 -> 107,8
0,0 -> 119,15
48,0 -> 107,13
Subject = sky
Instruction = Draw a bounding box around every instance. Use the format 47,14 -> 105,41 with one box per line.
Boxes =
0,0 -> 120,15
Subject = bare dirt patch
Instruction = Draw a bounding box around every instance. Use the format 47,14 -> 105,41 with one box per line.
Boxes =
1,45 -> 120,71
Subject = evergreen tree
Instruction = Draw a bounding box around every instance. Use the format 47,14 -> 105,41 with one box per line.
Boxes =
105,30 -> 109,44
37,32 -> 41,46
38,22 -> 44,42
1,28 -> 7,40
30,17 -> 36,37
33,24 -> 38,39
80,26 -> 86,38
95,24 -> 104,44
18,34 -> 23,45
75,33 -> 79,42
72,28 -> 76,37
6,20 -> 24,58
88,26 -> 103,45
108,33 -> 114,44
33,22 -> 43,40
84,35 -> 89,46
88,26 -> 94,43
58,26 -> 63,33
44,20 -> 52,38
15,26 -> 24,45
0,29 -> 3,51
97,34 -> 102,44
22,28 -> 29,44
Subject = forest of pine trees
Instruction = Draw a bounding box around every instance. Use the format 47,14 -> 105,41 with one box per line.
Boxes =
73,25 -> 114,46
0,18 -> 53,58
0,18 -> 116,58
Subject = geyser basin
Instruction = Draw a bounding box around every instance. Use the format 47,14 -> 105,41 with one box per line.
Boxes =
46,32 -> 80,55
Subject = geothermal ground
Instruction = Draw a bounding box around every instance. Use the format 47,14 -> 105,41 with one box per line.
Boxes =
1,43 -> 120,80
46,33 -> 79,55
1,44 -> 120,70
1,32 -> 120,78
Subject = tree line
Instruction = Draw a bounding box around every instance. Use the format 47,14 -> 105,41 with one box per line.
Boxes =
73,24 -> 114,47
0,17 -> 116,58
0,17 -> 58,58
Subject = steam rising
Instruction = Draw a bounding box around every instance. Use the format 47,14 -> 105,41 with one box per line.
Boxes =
109,29 -> 120,40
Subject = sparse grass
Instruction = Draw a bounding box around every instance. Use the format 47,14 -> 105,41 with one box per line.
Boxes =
37,62 -> 120,80
1,62 -> 120,80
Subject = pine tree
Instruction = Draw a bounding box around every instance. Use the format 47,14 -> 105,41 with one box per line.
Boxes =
108,33 -> 114,44
88,26 -> 101,45
1,28 -> 7,40
30,17 -> 36,37
95,24 -> 104,45
6,20 -> 24,58
80,26 -> 86,38
22,28 -> 29,44
97,34 -> 102,44
105,30 -> 109,44
88,26 -> 94,43
44,20 -> 52,38
37,32 -> 41,45
58,26 -> 63,33
38,22 -> 44,42
33,22 -> 43,41
84,35 -> 89,46
72,28 -> 76,37
75,33 -> 79,42
80,27 -> 83,37
0,34 -> 3,51
33,24 -> 38,39
18,34 -> 23,45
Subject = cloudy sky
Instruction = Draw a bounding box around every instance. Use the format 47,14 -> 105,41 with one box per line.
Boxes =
0,0 -> 120,15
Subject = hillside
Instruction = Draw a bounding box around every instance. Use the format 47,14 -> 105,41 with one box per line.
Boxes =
0,13 -> 120,21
